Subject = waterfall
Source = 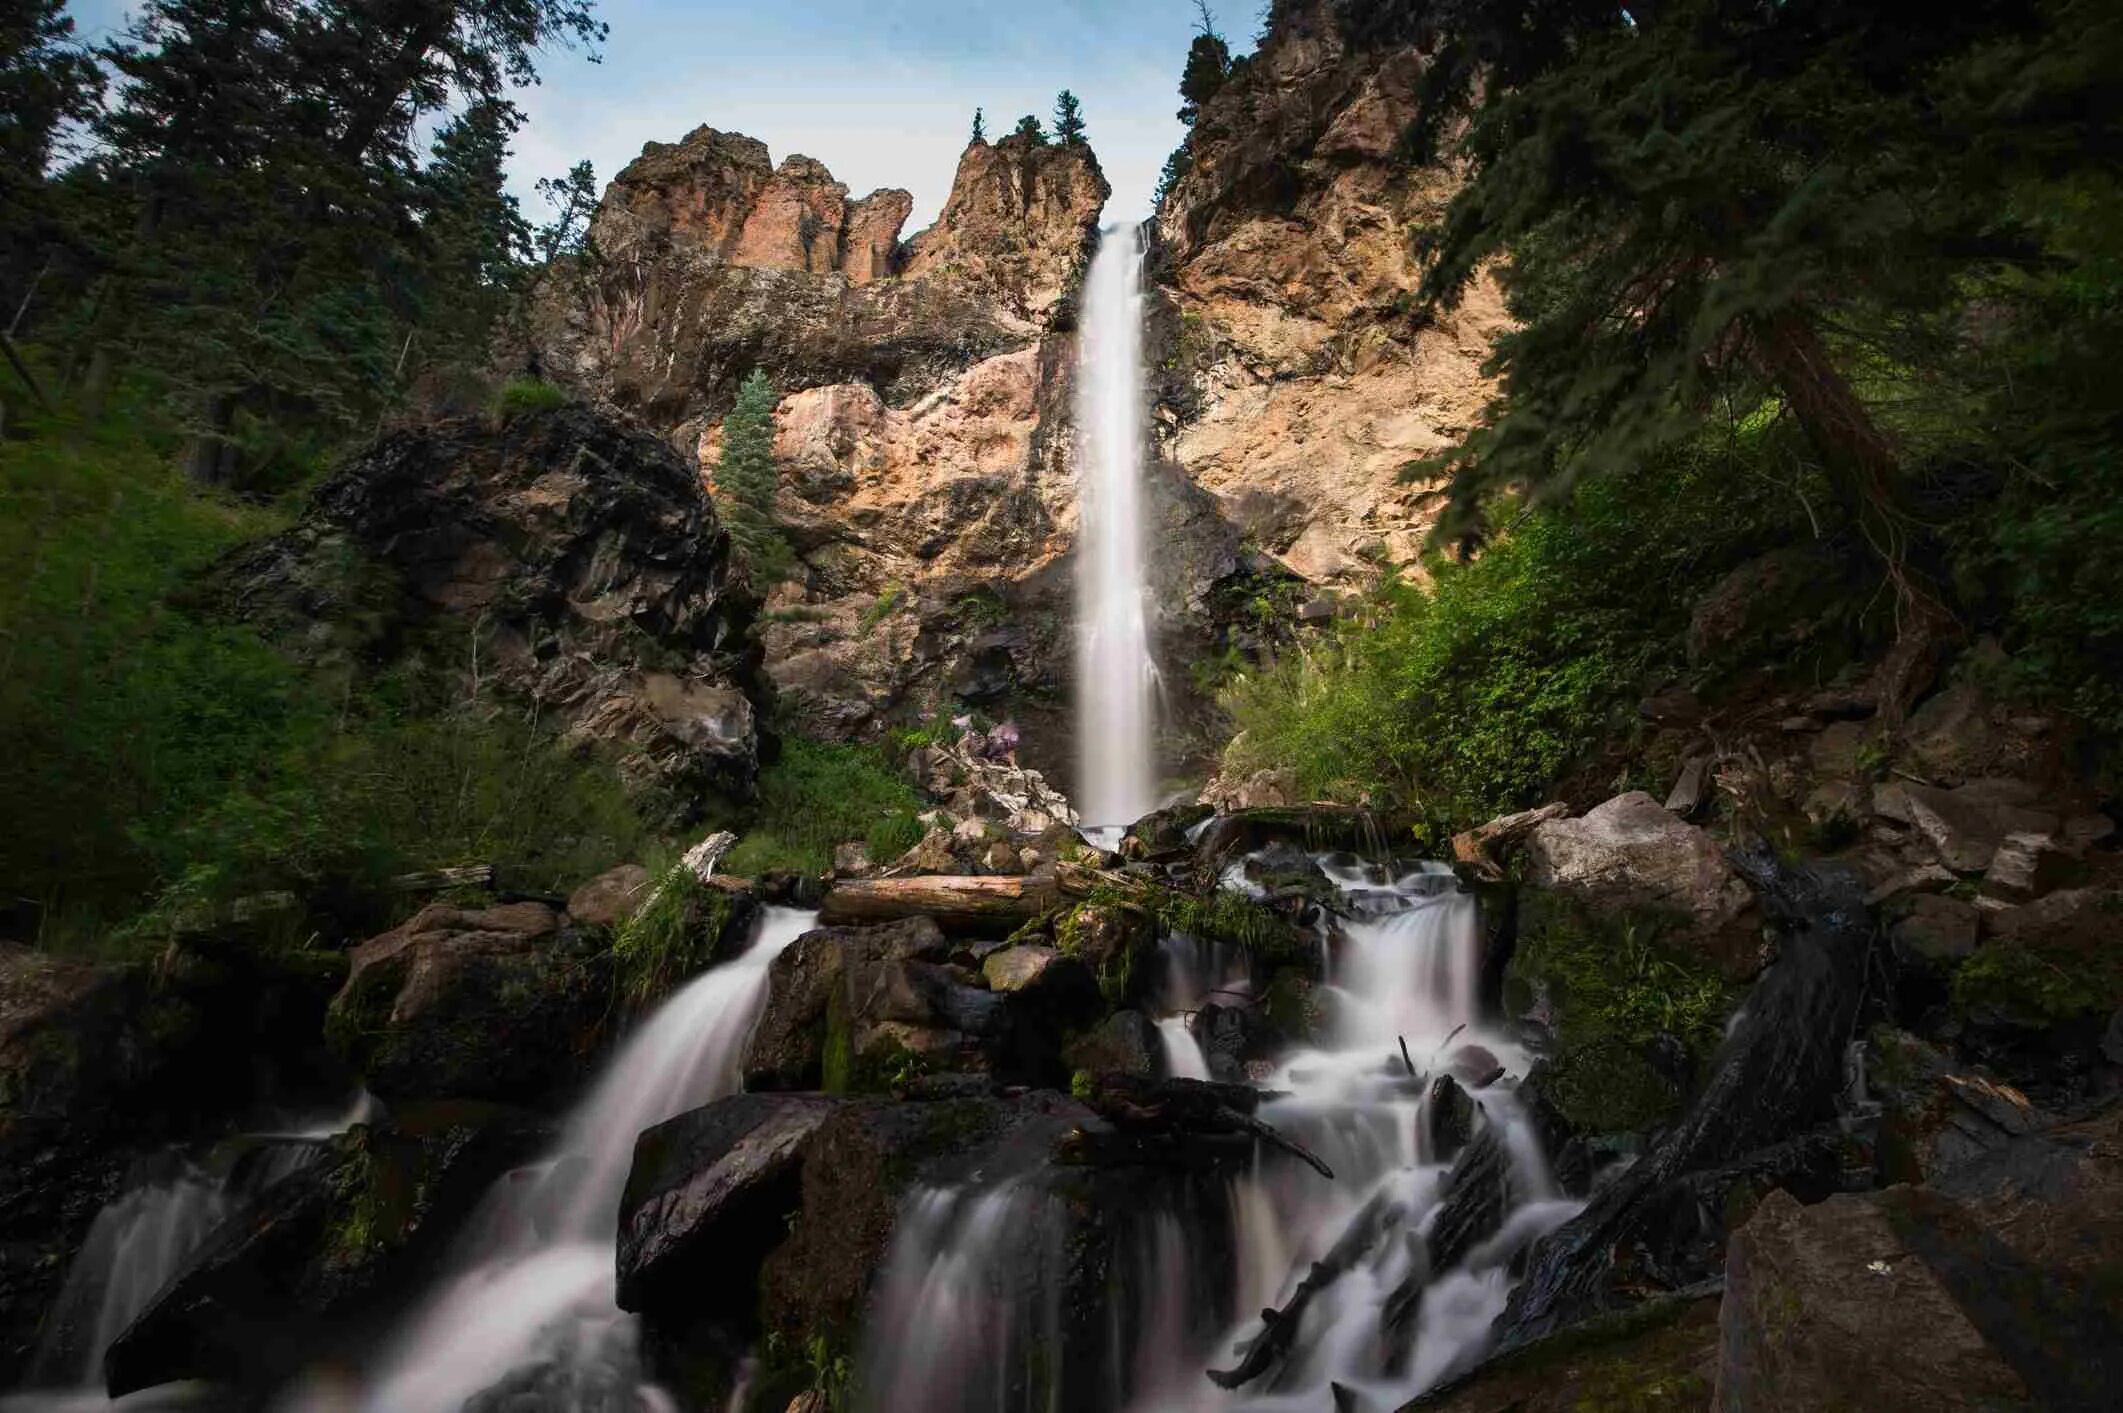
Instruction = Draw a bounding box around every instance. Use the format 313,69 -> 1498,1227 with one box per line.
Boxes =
320,905 -> 818,1413
1127,860 -> 1578,1411
1075,222 -> 1158,831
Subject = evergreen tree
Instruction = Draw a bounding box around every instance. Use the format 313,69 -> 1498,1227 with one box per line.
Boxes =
1403,0 -> 2107,704
1052,89 -> 1085,145
0,0 -> 102,325
969,106 -> 985,144
1010,113 -> 1045,144
533,159 -> 599,263
77,0 -> 607,477
417,99 -> 530,375
717,369 -> 791,579
1176,7 -> 1231,127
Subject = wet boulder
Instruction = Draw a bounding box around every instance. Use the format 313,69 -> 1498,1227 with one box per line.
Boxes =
1063,1011 -> 1161,1080
1120,801 -> 1213,858
741,917 -> 1013,1093
1525,791 -> 1761,980
618,1095 -> 841,1312
104,1102 -> 552,1398
1866,1029 -> 2044,1186
324,902 -> 611,1105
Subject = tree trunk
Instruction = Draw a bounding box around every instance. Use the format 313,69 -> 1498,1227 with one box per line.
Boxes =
1748,306 -> 1953,722
183,392 -> 237,486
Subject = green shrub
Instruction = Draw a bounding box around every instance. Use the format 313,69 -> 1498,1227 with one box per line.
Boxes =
856,582 -> 909,636
1219,448 -> 1811,823
493,379 -> 569,418
1951,940 -> 2123,1027
721,737 -> 926,878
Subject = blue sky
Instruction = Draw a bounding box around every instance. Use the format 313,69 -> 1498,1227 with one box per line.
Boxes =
68,0 -> 1246,230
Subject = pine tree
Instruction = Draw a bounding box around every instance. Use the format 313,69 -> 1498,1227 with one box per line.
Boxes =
0,0 -> 103,326
1052,89 -> 1085,146
1176,8 -> 1231,127
417,99 -> 530,376
533,160 -> 599,263
1405,0 -> 2085,689
969,106 -> 985,144
717,369 -> 791,579
1010,113 -> 1045,144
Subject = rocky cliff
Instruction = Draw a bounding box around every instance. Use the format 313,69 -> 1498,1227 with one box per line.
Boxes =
1152,0 -> 1505,583
531,0 -> 1498,787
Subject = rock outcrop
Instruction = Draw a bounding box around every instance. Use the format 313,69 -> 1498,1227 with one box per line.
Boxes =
217,403 -> 768,812
901,132 -> 1107,321
1152,0 -> 1505,586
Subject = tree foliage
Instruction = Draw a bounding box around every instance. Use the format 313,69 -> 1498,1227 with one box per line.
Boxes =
1010,112 -> 1046,144
969,105 -> 984,144
717,369 -> 792,580
1052,88 -> 1085,145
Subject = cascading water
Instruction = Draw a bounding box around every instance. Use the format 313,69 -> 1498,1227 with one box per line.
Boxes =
1130,859 -> 1577,1411
306,905 -> 818,1413
1075,222 -> 1158,832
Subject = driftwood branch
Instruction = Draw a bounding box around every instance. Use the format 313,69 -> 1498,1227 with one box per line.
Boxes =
1210,1190 -> 1399,1389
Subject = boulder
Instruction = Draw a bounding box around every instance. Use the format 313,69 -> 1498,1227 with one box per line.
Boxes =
1524,792 -> 1760,979
1889,894 -> 1981,969
105,1103 -> 551,1398
1120,802 -> 1214,857
324,902 -> 609,1104
980,944 -> 1064,993
829,842 -> 875,879
617,1094 -> 840,1312
1982,831 -> 2081,901
1197,767 -> 1298,814
1063,1011 -> 1161,1080
741,918 -> 1011,1093
1873,779 -> 2060,874
565,864 -> 654,929
1866,1029 -> 2043,1185
1682,542 -> 1854,667
1715,1188 -> 2032,1412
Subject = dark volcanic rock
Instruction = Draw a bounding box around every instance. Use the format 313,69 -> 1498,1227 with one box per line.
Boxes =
215,403 -> 768,812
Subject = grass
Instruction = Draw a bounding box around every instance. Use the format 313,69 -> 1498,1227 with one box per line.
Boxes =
610,863 -> 737,1010
720,737 -> 927,878
492,378 -> 570,419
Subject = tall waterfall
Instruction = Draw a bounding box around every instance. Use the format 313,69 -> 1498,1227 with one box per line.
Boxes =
1075,223 -> 1158,830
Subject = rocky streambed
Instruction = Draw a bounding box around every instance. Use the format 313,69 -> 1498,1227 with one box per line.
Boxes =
5,755 -> 2118,1412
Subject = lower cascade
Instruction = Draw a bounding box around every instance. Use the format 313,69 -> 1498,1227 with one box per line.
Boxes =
334,904 -> 819,1413
851,859 -> 1574,1412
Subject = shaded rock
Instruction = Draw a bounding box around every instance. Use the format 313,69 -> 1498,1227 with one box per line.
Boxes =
980,840 -> 1022,875
1188,1003 -> 1277,1085
1197,767 -> 1297,814
105,1103 -> 551,1398
1982,831 -> 2081,901
1716,1188 -> 2032,1412
1881,780 -> 2059,874
1664,756 -> 1711,819
617,1094 -> 840,1312
1683,542 -> 1854,667
1063,1011 -> 1160,1080
829,842 -> 875,879
566,864 -> 654,929
1889,894 -> 1980,969
324,902 -> 610,1105
216,405 -> 767,810
1425,1074 -> 1476,1163
890,826 -> 961,875
1983,885 -> 2123,952
1194,805 -> 1406,868
1406,1288 -> 1720,1413
1866,1029 -> 2042,1185
742,918 -> 1016,1093
1525,792 -> 1760,980
980,944 -> 1066,993
901,132 -> 1109,320
1809,720 -> 1870,777
1055,900 -> 1153,977
1865,861 -> 1957,905
1122,802 -> 1215,857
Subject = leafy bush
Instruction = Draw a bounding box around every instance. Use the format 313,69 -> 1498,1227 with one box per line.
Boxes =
1220,448 -> 1811,823
493,378 -> 569,418
721,737 -> 926,878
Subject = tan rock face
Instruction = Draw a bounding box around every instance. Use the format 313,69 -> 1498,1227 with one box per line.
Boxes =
903,134 -> 1109,321
1154,0 -> 1505,588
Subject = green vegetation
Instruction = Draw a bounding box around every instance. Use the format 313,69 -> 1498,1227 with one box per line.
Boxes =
1052,89 -> 1086,146
1221,451 -> 1813,822
610,864 -> 736,1011
856,582 -> 910,635
716,369 -> 794,581
1952,937 -> 2123,1027
493,378 -> 570,419
720,737 -> 926,878
1511,895 -> 1734,1133
0,391 -> 649,953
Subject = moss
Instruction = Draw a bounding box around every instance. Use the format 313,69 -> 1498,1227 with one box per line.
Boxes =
821,984 -> 854,1096
1951,940 -> 2121,1025
1069,1068 -> 1095,1100
1510,891 -> 1734,1132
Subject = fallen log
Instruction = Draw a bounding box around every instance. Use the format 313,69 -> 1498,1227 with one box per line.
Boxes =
387,863 -> 495,893
1210,1189 -> 1400,1388
1086,1076 -> 1334,1180
818,875 -> 1059,934
1449,801 -> 1569,882
1491,845 -> 1875,1351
